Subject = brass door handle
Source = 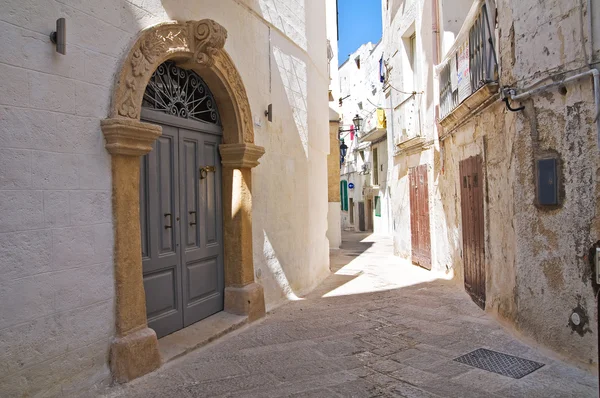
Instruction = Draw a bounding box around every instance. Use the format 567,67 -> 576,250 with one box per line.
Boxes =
199,165 -> 216,179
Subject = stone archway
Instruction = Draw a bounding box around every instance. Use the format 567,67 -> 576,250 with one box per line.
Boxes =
100,20 -> 265,383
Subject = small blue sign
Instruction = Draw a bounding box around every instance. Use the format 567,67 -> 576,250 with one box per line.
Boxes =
348,183 -> 355,189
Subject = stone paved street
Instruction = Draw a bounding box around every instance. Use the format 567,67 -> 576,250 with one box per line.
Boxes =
104,232 -> 597,398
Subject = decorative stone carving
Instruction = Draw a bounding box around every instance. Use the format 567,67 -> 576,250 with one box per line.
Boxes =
110,19 -> 250,144
214,52 -> 255,143
132,33 -> 167,77
193,20 -> 227,67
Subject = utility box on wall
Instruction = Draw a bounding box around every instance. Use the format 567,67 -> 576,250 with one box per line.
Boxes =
537,158 -> 558,206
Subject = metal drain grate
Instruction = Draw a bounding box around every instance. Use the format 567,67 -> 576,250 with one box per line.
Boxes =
454,348 -> 544,379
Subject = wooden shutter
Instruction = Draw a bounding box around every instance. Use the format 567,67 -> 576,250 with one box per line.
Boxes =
340,181 -> 348,211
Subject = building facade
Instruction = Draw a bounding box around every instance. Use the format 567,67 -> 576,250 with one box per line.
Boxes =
0,0 -> 332,395
383,0 -> 600,367
339,42 -> 392,234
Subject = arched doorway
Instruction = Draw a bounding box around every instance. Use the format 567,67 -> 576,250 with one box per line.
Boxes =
100,20 -> 266,383
140,61 -> 225,338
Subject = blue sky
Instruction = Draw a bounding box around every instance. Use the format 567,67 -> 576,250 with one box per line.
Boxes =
337,0 -> 383,66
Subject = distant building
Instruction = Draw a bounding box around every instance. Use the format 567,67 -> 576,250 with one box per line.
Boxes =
339,42 -> 392,234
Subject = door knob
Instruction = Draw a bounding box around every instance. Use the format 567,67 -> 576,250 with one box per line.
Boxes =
199,165 -> 215,179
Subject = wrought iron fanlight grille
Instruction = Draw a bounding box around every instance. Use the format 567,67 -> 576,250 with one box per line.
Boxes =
142,61 -> 221,125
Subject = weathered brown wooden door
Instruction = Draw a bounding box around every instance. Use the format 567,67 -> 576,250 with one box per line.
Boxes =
459,155 -> 486,309
409,164 -> 431,269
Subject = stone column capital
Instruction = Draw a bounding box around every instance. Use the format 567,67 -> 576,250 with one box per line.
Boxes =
101,118 -> 162,157
219,143 -> 265,169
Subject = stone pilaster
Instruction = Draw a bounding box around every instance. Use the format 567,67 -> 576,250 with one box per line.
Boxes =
101,118 -> 162,383
219,143 -> 266,321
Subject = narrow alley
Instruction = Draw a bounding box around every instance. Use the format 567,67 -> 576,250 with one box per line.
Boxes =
104,232 -> 596,398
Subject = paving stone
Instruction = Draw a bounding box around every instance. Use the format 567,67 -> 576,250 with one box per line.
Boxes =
364,370 -> 402,388
388,365 -> 441,386
368,359 -> 406,374
184,374 -> 276,397
179,360 -> 248,382
401,352 -> 453,371
388,381 -> 441,398
269,359 -> 342,382
288,387 -> 341,398
371,341 -> 414,356
450,368 -> 515,392
240,371 -> 356,398
314,339 -> 364,357
387,348 -> 423,363
328,378 -> 386,397
420,379 -> 500,398
426,360 -> 473,378
348,365 -> 376,378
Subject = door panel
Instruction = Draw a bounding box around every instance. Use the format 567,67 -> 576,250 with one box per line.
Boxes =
187,257 -> 219,302
157,135 -> 176,254
179,129 -> 224,328
181,138 -> 199,248
203,140 -> 218,244
409,164 -> 431,269
140,155 -> 150,259
144,269 -> 177,318
140,125 -> 183,338
459,155 -> 486,309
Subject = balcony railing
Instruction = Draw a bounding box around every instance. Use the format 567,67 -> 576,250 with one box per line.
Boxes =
438,1 -> 498,121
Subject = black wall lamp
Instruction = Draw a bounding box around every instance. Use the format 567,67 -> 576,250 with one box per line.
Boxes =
338,114 -> 362,166
264,104 -> 272,122
50,18 -> 66,55
340,139 -> 348,165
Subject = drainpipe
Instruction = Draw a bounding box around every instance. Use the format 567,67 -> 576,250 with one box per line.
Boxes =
387,86 -> 396,232
432,0 -> 440,65
587,0 -> 594,65
432,0 -> 441,137
508,69 -> 600,148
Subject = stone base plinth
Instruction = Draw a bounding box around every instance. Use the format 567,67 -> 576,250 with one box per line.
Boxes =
110,328 -> 161,383
224,283 -> 266,322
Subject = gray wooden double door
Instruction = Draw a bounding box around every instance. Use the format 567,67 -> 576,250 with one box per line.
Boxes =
140,118 -> 224,338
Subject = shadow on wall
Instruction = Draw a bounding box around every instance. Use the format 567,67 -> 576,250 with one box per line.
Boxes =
262,230 -> 301,301
256,38 -> 317,307
272,46 -> 309,158
258,0 -> 307,52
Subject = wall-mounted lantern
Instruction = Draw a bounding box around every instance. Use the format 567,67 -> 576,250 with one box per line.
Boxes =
340,139 -> 348,166
264,104 -> 272,122
352,114 -> 363,131
339,114 -> 364,134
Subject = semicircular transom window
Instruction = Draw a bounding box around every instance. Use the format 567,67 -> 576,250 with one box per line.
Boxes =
142,61 -> 221,125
